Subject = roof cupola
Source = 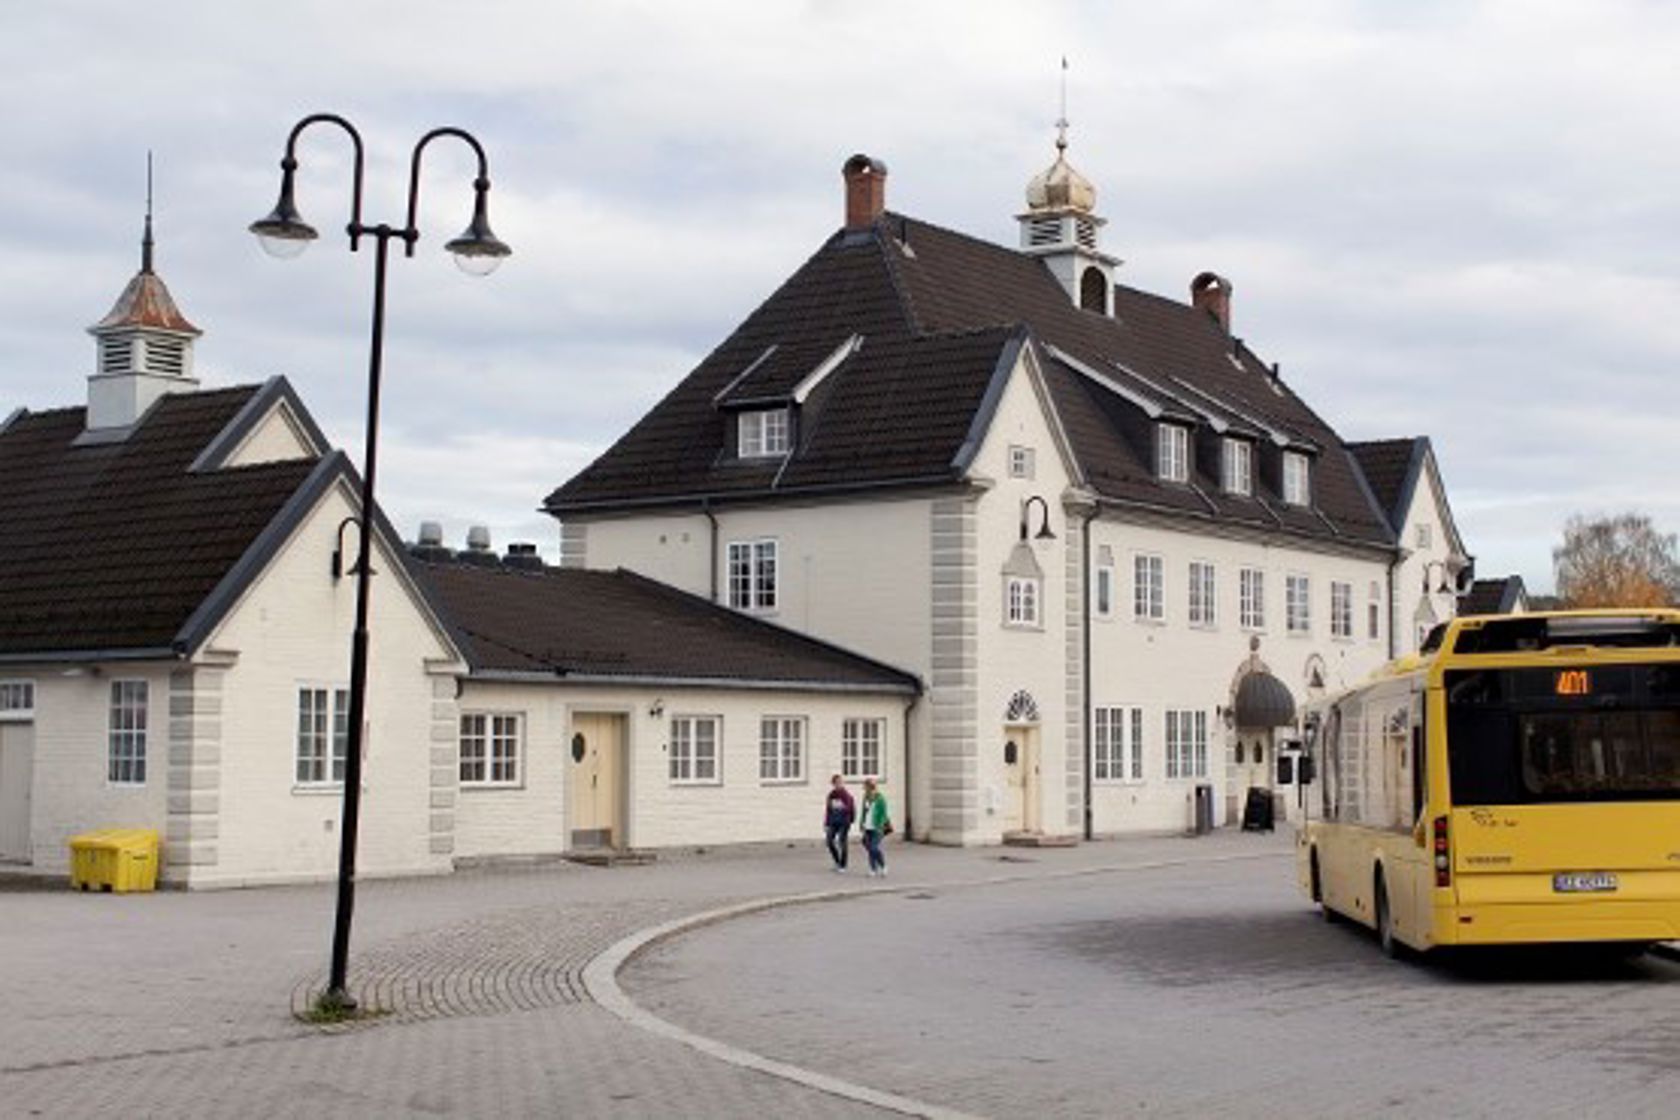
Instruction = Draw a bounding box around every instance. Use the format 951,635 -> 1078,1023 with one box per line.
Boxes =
86,159 -> 202,432
1015,65 -> 1121,316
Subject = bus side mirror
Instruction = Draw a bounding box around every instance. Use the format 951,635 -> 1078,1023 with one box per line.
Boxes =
1299,756 -> 1316,785
1277,756 -> 1295,784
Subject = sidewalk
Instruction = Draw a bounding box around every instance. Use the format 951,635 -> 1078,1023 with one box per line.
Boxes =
0,830 -> 1289,1118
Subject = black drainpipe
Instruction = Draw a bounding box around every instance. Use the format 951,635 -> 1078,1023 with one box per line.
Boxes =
1387,557 -> 1398,660
902,691 -> 919,841
1082,504 -> 1098,841
702,497 -> 719,603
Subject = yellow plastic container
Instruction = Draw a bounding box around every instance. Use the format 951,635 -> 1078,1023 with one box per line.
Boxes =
68,829 -> 160,893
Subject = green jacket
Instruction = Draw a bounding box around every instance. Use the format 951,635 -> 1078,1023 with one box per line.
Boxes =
861,791 -> 890,832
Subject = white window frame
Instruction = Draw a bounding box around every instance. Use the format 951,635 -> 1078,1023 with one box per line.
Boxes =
842,718 -> 885,781
1094,562 -> 1115,619
1156,423 -> 1190,483
107,679 -> 149,786
296,685 -> 351,787
460,711 -> 523,788
1006,576 -> 1041,628
738,408 -> 790,458
1133,553 -> 1164,622
1331,581 -> 1354,640
1282,451 -> 1311,506
0,679 -> 34,721
1188,561 -> 1217,628
1416,523 -> 1433,550
1164,709 -> 1208,780
1222,438 -> 1253,496
669,715 -> 722,785
1094,705 -> 1145,782
1368,581 -> 1382,641
1008,444 -> 1036,480
758,716 -> 806,783
726,538 -> 778,613
1239,567 -> 1266,631
1287,573 -> 1312,635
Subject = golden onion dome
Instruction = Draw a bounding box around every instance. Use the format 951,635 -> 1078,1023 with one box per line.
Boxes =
1025,122 -> 1096,213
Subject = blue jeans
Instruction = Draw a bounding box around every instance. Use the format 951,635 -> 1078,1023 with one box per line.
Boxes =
825,821 -> 851,868
862,828 -> 885,872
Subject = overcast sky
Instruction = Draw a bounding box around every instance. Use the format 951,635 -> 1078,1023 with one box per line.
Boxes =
4,1 -> 1678,592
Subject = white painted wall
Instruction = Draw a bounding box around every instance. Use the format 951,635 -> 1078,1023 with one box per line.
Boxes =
453,678 -> 909,853
1086,517 -> 1391,834
223,401 -> 315,468
197,480 -> 459,887
1391,451 -> 1462,655
969,356 -> 1075,843
14,664 -> 173,875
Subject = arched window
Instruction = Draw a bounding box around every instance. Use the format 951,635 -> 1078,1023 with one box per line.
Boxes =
1004,690 -> 1041,725
1079,267 -> 1108,314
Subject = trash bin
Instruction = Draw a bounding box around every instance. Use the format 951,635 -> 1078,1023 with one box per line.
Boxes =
1192,784 -> 1214,835
68,829 -> 160,893
1241,787 -> 1275,832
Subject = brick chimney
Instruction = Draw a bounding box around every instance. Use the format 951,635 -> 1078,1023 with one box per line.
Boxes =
842,154 -> 888,230
1191,272 -> 1233,334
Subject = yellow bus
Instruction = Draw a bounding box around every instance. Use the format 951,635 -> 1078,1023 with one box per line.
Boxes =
1297,609 -> 1680,957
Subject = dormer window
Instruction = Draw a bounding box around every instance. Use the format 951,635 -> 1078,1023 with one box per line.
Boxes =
1156,423 -> 1189,483
1282,451 -> 1311,506
1222,438 -> 1252,496
738,408 -> 790,459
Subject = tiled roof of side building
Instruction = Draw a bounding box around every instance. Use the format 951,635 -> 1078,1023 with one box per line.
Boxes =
414,559 -> 920,692
0,386 -> 318,656
1460,576 -> 1527,616
547,212 -> 1395,550
1347,437 -> 1425,532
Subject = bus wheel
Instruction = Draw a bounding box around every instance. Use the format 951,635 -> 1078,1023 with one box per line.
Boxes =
1374,870 -> 1401,959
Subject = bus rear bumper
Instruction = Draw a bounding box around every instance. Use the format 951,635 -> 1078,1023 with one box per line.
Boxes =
1438,902 -> 1680,946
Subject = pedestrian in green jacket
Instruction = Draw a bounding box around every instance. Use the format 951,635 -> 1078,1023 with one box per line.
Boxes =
860,778 -> 891,877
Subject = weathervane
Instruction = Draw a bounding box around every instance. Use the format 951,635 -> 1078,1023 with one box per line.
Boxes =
1056,55 -> 1070,151
142,151 -> 155,274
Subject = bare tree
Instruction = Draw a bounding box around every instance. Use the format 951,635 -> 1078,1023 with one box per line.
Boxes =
1553,513 -> 1680,608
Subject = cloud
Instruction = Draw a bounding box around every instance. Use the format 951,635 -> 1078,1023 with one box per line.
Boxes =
5,0 -> 1680,597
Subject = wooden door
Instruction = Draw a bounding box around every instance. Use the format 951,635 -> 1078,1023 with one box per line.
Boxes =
1022,730 -> 1042,833
569,714 -> 623,849
0,722 -> 33,862
1002,735 -> 1025,833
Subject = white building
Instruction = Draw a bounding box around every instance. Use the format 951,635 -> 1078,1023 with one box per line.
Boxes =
0,225 -> 916,885
546,138 -> 1471,844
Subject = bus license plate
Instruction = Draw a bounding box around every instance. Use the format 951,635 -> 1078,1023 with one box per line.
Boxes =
1553,872 -> 1618,893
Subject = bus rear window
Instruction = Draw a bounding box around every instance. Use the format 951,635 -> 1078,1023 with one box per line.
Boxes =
1446,667 -> 1680,804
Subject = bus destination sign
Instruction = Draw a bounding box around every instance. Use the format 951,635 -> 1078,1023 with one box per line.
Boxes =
1555,669 -> 1592,697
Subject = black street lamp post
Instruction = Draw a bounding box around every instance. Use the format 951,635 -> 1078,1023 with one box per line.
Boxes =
250,113 -> 510,1011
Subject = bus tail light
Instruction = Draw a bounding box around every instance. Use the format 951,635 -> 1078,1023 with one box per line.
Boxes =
1434,815 -> 1451,888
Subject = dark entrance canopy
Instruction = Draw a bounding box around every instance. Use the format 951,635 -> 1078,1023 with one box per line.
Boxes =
1233,670 -> 1296,730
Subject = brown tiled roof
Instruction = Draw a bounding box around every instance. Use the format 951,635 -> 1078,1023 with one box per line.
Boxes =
0,387 -> 317,656
415,560 -> 919,691
1347,437 -> 1425,531
547,213 -> 1395,549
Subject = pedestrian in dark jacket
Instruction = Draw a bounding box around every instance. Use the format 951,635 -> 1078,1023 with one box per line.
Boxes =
823,774 -> 856,872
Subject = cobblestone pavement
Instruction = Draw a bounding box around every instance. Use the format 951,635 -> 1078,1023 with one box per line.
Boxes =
627,851 -> 1680,1119
0,832 -> 1275,1117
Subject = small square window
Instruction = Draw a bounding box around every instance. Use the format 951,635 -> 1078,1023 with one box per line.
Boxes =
738,409 -> 790,458
1006,576 -> 1041,627
1008,445 -> 1036,480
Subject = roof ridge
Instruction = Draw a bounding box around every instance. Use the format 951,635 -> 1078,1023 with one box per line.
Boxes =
870,217 -> 925,335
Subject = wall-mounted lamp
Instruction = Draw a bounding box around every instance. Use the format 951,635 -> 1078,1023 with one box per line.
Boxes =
1020,495 -> 1056,542
331,516 -> 377,581
648,699 -> 665,719
1421,559 -> 1455,596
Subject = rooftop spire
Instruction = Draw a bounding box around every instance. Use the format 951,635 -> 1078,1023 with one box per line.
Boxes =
1055,56 -> 1069,152
141,151 -> 155,275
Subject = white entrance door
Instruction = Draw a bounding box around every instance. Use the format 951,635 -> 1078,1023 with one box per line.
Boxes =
0,722 -> 34,862
569,714 -> 624,850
